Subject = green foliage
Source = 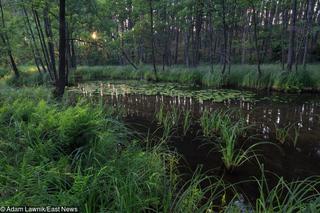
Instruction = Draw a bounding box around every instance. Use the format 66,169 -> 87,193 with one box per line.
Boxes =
200,109 -> 261,172
253,166 -> 320,212
0,67 -> 9,78
218,121 -> 257,172
0,87 -> 159,210
0,86 -> 222,212
73,65 -> 320,92
200,110 -> 231,137
156,105 -> 180,140
5,66 -> 51,87
182,110 -> 192,136
275,123 -> 300,147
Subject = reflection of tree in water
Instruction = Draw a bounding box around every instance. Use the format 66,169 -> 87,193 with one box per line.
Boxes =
74,82 -> 320,148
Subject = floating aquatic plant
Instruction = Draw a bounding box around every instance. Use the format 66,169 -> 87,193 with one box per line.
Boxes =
72,81 -> 257,103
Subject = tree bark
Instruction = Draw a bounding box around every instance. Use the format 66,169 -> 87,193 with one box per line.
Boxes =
44,3 -> 58,81
303,0 -> 315,69
174,28 -> 179,64
251,2 -> 261,75
149,0 -> 158,80
193,0 -> 203,67
287,0 -> 297,72
221,0 -> 228,74
23,6 -> 44,74
54,0 -> 66,98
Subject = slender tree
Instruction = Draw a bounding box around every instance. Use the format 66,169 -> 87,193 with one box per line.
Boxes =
0,0 -> 19,78
287,0 -> 297,72
44,2 -> 58,81
250,0 -> 261,75
303,0 -> 315,69
149,0 -> 158,80
221,0 -> 228,74
54,0 -> 66,98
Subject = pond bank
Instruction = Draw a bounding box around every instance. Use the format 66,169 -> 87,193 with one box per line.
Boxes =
72,65 -> 320,93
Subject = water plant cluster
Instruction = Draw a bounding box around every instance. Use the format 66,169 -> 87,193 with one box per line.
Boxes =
73,65 -> 320,92
199,110 -> 259,172
275,123 -> 300,148
153,106 -> 320,211
156,105 -> 182,140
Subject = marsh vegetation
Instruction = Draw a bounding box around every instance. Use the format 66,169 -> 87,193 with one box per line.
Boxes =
1,0 -> 320,211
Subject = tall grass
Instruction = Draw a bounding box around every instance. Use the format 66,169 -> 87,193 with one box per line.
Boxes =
199,109 -> 264,172
274,123 -> 300,147
2,87 -> 226,212
2,64 -> 320,92
182,110 -> 192,136
72,64 -> 320,92
200,110 -> 231,137
155,105 -> 180,140
218,122 -> 259,172
252,165 -> 320,212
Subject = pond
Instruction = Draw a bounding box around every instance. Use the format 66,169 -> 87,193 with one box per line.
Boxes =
69,80 -> 320,203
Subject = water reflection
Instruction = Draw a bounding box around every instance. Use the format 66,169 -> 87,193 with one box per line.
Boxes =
74,82 -> 320,146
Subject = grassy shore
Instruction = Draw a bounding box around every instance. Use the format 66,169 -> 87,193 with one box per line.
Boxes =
2,64 -> 320,93
1,86 -> 320,211
72,64 -> 320,93
0,86 -> 225,212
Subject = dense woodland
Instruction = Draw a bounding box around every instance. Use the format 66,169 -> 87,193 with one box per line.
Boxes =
1,0 -> 320,79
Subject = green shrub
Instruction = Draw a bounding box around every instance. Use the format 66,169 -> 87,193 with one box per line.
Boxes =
0,67 -> 9,78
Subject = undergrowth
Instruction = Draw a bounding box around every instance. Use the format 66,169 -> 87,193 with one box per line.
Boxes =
0,87 -> 220,212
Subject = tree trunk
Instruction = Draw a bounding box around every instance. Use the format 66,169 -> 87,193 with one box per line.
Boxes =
44,3 -> 58,81
184,30 -> 190,67
22,6 -> 42,74
33,9 -> 51,74
174,28 -> 179,64
193,0 -> 203,67
303,0 -> 315,69
149,0 -> 158,80
251,2 -> 261,75
287,0 -> 297,72
221,0 -> 228,74
54,0 -> 66,98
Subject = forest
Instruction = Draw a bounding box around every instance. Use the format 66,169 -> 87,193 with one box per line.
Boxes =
1,0 -> 320,212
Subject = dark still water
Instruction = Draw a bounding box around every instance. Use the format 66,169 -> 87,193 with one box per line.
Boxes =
70,81 -> 320,201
